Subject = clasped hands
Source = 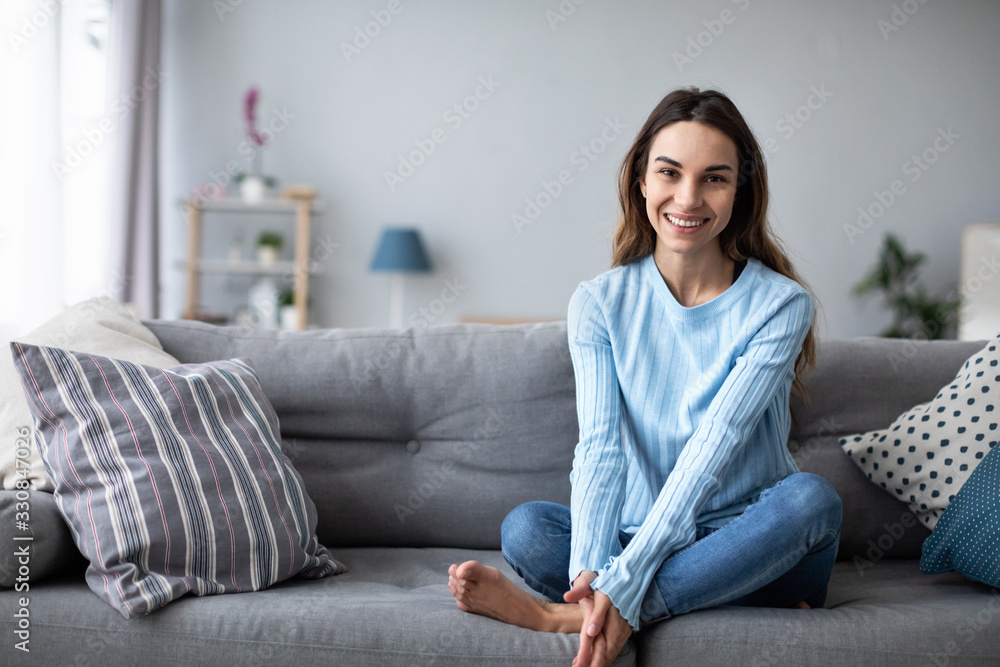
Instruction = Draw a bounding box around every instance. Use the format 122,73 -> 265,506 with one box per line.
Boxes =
564,570 -> 632,667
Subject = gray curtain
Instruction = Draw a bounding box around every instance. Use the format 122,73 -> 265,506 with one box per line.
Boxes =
109,0 -> 162,318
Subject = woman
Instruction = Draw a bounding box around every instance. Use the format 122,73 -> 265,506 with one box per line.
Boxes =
448,88 -> 843,667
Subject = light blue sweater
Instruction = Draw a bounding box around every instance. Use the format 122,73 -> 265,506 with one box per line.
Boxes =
566,254 -> 814,629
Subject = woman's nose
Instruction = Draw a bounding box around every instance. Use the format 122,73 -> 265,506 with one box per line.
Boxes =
673,178 -> 701,210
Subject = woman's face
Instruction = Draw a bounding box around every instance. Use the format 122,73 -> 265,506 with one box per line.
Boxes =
640,121 -> 739,263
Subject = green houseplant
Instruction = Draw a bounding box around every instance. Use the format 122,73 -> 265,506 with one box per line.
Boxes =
255,231 -> 284,265
853,233 -> 960,339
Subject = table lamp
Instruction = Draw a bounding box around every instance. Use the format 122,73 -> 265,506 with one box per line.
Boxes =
370,227 -> 432,328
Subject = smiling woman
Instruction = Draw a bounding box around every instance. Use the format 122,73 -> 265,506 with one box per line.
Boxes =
448,88 -> 838,667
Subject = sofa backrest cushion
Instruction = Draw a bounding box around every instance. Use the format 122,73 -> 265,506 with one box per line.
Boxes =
145,320 -> 983,560
144,321 -> 577,550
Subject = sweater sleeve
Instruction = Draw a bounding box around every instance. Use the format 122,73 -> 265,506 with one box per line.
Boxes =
592,289 -> 814,629
566,285 -> 629,587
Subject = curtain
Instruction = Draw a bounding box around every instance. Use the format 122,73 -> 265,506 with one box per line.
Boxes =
0,1 -> 65,340
108,0 -> 162,318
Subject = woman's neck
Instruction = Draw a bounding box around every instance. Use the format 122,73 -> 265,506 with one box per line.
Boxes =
652,246 -> 736,308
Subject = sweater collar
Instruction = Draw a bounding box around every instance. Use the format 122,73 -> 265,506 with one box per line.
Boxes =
641,254 -> 761,320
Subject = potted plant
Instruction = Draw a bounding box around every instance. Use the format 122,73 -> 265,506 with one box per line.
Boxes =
235,172 -> 277,204
255,231 -> 283,265
238,86 -> 278,203
278,289 -> 298,330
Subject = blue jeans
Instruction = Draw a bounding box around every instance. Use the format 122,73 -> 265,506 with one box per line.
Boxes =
500,472 -> 842,626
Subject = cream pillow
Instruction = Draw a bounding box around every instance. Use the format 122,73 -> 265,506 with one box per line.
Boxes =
2,298 -> 179,490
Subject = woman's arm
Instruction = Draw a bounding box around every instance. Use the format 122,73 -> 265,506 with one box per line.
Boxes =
567,285 -> 629,586
592,288 -> 815,629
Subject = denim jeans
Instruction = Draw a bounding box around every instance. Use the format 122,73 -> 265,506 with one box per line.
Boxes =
500,472 -> 843,626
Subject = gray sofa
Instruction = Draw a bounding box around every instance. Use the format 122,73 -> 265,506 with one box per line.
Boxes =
3,320 -> 998,666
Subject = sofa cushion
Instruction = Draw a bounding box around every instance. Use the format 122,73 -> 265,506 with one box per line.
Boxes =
839,334 -> 1000,530
0,489 -> 85,588
143,321 -> 578,550
0,548 -> 637,667
637,559 -> 1000,666
5,550 -> 996,666
1,297 -> 180,492
10,343 -> 344,617
921,430 -> 1000,586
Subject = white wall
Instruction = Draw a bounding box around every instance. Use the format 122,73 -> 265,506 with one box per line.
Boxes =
159,0 -> 1000,337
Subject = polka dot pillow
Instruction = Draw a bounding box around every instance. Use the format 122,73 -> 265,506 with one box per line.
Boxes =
920,430 -> 1000,586
841,334 -> 1000,530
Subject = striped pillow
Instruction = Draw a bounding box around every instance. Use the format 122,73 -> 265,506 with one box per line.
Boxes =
10,342 -> 346,618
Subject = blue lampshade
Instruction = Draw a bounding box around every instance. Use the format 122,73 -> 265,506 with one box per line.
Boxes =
370,227 -> 433,272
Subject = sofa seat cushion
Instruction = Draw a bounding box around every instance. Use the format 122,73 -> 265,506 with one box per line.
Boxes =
638,560 -> 1000,666
8,553 -> 998,666
0,548 -> 636,666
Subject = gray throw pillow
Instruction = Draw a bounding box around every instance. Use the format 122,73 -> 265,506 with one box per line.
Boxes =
10,342 -> 346,617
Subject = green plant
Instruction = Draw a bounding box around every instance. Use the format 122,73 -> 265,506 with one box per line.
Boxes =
256,231 -> 284,250
853,233 -> 960,339
278,289 -> 311,308
234,172 -> 278,187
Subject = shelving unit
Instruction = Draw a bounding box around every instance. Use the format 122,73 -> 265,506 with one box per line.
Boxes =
180,197 -> 322,330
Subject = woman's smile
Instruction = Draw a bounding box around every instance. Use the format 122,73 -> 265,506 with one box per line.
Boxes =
664,212 -> 709,230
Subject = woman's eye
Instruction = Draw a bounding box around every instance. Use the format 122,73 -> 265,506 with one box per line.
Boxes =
706,175 -> 727,183
660,169 -> 676,177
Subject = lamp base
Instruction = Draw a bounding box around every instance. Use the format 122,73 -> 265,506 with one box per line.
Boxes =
389,274 -> 404,329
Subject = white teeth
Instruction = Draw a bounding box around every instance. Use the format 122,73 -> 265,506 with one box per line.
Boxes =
667,214 -> 705,228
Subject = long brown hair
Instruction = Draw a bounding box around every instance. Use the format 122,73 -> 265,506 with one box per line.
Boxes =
612,88 -> 817,401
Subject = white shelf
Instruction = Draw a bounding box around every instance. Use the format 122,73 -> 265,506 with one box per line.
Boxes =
178,259 -> 322,275
178,197 -> 324,214
181,195 -> 320,331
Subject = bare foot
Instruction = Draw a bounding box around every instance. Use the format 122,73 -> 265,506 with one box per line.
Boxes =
792,601 -> 811,610
448,560 -> 582,633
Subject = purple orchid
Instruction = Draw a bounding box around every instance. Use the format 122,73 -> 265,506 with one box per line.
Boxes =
244,86 -> 268,147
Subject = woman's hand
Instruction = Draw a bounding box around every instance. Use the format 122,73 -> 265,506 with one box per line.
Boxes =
575,591 -> 632,667
564,573 -> 632,667
564,570 -> 597,604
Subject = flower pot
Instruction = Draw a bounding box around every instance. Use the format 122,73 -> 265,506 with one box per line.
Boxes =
248,278 -> 279,329
240,175 -> 268,204
280,305 -> 299,331
256,246 -> 278,265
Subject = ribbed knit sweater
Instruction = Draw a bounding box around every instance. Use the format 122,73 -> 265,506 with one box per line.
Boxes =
566,254 -> 814,629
